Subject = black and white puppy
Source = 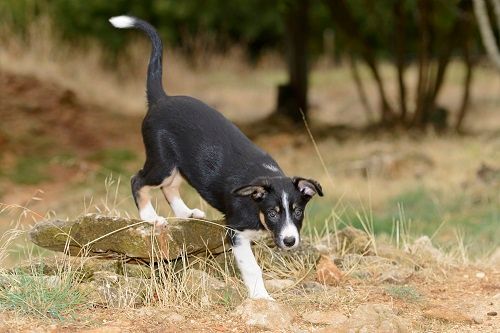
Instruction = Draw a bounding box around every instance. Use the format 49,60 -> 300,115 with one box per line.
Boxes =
109,16 -> 323,300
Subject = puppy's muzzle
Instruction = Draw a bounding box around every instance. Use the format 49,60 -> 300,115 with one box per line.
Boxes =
283,236 -> 297,248
276,235 -> 299,250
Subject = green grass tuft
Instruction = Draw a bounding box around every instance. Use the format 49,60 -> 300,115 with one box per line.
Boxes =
385,284 -> 422,303
0,273 -> 88,320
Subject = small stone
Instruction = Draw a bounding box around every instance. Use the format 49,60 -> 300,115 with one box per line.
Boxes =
423,305 -> 474,324
316,255 -> 343,286
472,315 -> 484,324
233,299 -> 294,331
80,272 -> 147,307
264,279 -> 295,292
487,311 -> 497,316
475,272 -> 486,279
318,304 -> 409,333
378,266 -> 413,284
301,281 -> 325,292
405,236 -> 445,263
302,310 -> 347,325
184,269 -> 241,306
167,312 -> 185,322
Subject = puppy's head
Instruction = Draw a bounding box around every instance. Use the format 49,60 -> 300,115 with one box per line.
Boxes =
232,176 -> 323,250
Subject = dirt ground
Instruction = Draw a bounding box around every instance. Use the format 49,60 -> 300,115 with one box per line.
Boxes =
0,265 -> 498,332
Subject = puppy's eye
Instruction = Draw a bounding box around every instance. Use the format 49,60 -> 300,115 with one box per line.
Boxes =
294,207 -> 303,218
267,209 -> 278,219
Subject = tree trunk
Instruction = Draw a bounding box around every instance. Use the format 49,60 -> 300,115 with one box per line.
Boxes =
323,0 -> 395,125
348,53 -> 374,124
456,3 -> 476,132
455,49 -> 474,132
414,0 -> 474,130
473,0 -> 500,70
277,0 -> 309,122
394,0 -> 408,122
429,0 -> 472,109
413,0 -> 433,128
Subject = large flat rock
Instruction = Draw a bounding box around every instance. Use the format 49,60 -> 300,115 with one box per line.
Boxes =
29,214 -> 228,261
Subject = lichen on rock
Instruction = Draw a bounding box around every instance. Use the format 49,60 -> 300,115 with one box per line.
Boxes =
29,213 -> 229,261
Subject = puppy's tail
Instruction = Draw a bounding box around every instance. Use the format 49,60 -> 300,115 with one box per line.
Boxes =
109,15 -> 166,103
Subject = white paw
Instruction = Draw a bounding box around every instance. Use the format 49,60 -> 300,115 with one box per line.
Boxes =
142,215 -> 167,226
190,208 -> 206,219
140,204 -> 167,225
153,216 -> 168,226
250,293 -> 275,301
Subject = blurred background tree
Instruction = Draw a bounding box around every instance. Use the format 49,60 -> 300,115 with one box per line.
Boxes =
0,0 -> 486,131
324,0 -> 477,131
473,0 -> 500,69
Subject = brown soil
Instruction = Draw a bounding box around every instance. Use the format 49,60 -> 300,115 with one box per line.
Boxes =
0,266 -> 498,332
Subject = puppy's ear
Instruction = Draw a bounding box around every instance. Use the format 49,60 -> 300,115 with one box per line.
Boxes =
293,177 -> 324,198
232,185 -> 268,201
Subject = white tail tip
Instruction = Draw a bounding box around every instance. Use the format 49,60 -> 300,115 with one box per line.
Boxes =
109,15 -> 135,28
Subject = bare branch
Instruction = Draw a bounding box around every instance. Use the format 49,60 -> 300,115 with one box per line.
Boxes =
348,53 -> 374,124
455,52 -> 474,132
473,0 -> 500,69
491,0 -> 500,30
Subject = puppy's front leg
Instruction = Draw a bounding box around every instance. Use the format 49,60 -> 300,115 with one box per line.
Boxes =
232,233 -> 273,300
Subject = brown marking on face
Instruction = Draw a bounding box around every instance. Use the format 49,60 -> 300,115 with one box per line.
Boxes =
259,212 -> 271,233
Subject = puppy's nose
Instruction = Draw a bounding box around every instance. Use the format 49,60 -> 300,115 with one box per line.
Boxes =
283,236 -> 296,248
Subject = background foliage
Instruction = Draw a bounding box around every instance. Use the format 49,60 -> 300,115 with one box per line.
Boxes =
1,0 -> 476,61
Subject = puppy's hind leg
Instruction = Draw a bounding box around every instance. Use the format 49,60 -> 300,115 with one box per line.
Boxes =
161,170 -> 206,219
131,172 -> 167,225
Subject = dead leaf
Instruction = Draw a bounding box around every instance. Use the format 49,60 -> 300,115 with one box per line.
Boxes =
316,255 -> 343,286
